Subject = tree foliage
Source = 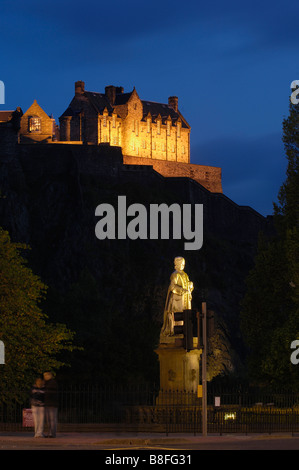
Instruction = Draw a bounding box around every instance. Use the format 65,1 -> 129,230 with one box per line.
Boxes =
240,99 -> 299,388
0,227 -> 76,398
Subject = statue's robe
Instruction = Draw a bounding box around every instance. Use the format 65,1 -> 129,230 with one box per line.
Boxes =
161,270 -> 192,336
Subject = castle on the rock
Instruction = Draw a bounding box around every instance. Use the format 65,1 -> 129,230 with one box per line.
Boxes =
0,81 -> 222,192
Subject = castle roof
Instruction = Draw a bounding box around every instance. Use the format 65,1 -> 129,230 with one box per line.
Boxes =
85,92 -> 114,114
0,111 -> 14,122
60,92 -> 113,118
114,91 -> 134,105
0,108 -> 23,129
59,83 -> 189,128
141,100 -> 189,128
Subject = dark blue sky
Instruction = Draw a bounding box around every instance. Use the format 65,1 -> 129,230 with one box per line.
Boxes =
1,0 -> 297,216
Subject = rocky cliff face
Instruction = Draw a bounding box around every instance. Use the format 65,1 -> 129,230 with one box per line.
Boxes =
0,142 -> 273,384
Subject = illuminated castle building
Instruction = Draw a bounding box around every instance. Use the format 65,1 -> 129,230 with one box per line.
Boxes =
60,81 -> 191,163
0,81 -> 223,193
58,81 -> 222,192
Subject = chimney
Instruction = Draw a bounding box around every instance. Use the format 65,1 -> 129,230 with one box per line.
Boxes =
105,85 -> 117,105
75,81 -> 85,96
168,96 -> 178,113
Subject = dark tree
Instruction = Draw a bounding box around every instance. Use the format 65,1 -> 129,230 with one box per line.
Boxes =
240,98 -> 299,388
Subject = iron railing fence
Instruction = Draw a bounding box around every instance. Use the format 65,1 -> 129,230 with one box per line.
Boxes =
1,384 -> 299,434
58,383 -> 158,426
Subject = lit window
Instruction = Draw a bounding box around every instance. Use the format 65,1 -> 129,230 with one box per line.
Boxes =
147,119 -> 151,133
29,116 -> 41,132
112,116 -> 116,128
172,145 -> 175,152
103,116 -> 107,127
152,142 -> 156,150
157,120 -> 161,135
167,121 -> 171,136
113,136 -> 118,145
177,123 -> 181,138
182,145 -> 185,154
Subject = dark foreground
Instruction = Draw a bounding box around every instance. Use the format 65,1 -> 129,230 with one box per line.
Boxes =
1,432 -> 299,451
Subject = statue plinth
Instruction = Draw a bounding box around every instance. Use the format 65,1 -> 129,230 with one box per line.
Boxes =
155,337 -> 202,403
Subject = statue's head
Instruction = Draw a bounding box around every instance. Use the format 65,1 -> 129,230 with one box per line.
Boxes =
43,371 -> 54,381
174,256 -> 185,271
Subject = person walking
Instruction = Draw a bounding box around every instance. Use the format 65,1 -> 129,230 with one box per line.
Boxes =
43,372 -> 58,438
30,378 -> 45,438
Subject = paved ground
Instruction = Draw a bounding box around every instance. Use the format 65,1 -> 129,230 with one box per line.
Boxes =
1,431 -> 299,451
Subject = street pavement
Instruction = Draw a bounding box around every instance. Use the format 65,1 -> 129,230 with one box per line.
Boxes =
0,431 -> 299,451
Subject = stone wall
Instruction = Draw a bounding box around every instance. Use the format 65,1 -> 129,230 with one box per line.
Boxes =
123,154 -> 222,193
116,90 -> 190,163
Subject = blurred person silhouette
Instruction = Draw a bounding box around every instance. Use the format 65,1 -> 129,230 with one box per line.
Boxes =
43,372 -> 58,438
30,377 -> 45,438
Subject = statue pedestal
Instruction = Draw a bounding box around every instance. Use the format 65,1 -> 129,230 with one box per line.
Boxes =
155,337 -> 202,404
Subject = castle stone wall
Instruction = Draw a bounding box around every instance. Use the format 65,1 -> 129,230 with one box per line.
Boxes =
123,154 -> 222,193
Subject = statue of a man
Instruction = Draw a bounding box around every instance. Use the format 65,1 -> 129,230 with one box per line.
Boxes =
161,257 -> 194,337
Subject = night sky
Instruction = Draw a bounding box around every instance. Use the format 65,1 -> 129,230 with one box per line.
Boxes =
1,0 -> 297,216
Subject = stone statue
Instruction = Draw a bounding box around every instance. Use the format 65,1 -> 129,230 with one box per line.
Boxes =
160,257 -> 194,337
